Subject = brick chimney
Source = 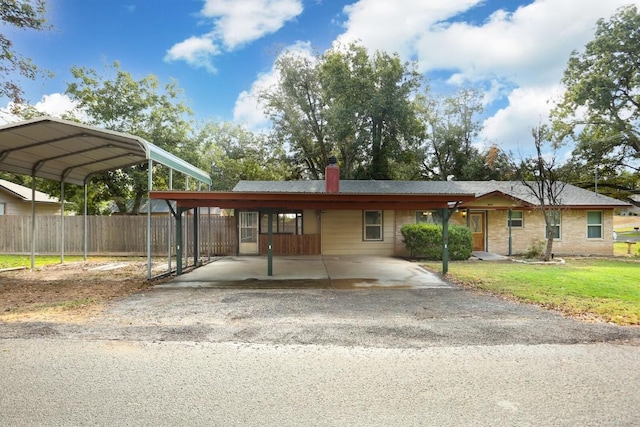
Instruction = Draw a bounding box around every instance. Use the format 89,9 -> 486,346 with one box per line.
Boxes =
325,156 -> 339,193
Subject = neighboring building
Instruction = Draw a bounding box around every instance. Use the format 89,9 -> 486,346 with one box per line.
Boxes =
620,194 -> 640,216
0,179 -> 60,215
230,179 -> 629,257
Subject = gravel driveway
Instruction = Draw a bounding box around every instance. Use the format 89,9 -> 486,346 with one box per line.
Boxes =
3,282 -> 638,347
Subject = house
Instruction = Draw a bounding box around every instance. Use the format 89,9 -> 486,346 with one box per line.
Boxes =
149,162 -> 631,259
446,181 -> 629,256
620,194 -> 640,216
0,179 -> 60,215
230,179 -> 628,257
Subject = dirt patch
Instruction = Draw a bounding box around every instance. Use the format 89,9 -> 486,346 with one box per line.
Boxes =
0,261 -> 167,322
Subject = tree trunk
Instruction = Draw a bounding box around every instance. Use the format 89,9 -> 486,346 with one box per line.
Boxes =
544,225 -> 554,262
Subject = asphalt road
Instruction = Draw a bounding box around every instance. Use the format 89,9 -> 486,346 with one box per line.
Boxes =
1,339 -> 639,426
2,283 -> 640,426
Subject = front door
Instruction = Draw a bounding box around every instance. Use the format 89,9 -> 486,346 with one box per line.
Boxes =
238,211 -> 259,254
470,212 -> 486,251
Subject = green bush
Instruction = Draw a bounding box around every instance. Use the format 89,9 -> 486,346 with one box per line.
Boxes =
401,223 -> 472,260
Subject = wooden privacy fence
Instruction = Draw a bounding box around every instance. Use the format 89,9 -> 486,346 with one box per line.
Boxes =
0,215 -> 236,256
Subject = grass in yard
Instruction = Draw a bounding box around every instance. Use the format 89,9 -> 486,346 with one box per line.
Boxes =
0,255 -> 148,269
422,258 -> 640,325
614,242 -> 640,257
0,255 -> 90,269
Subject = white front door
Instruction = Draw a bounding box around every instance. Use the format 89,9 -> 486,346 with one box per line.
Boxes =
239,211 -> 259,254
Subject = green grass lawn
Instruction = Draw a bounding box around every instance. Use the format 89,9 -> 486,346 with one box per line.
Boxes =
614,241 -> 640,257
422,258 -> 640,325
0,255 -> 90,269
0,255 -> 136,269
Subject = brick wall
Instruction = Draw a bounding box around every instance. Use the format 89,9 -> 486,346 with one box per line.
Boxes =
485,208 -> 613,256
393,208 -> 614,257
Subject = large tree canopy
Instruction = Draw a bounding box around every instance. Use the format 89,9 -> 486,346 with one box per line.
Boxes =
0,0 -> 50,105
261,43 -> 425,180
65,61 -> 195,214
418,88 -> 491,181
195,121 -> 292,191
552,5 -> 640,194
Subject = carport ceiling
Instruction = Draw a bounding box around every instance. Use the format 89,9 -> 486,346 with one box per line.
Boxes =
0,116 -> 211,186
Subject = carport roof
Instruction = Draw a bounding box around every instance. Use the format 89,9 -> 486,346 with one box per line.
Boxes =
149,180 -> 476,210
0,116 -> 211,186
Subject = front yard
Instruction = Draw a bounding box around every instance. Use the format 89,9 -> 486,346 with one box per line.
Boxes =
423,258 -> 640,325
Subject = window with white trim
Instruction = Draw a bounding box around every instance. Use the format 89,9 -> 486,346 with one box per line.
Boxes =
546,211 -> 561,239
587,211 -> 603,239
363,210 -> 383,241
508,210 -> 523,228
0,203 -> 4,215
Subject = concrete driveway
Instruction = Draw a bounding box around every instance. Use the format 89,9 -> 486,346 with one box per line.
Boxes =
158,255 -> 451,289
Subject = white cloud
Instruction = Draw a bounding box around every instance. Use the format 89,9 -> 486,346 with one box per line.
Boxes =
0,93 -> 86,125
34,93 -> 80,117
164,36 -> 220,73
166,0 -> 303,71
336,0 -> 640,155
481,85 -> 560,152
233,41 -> 313,131
203,0 -> 303,50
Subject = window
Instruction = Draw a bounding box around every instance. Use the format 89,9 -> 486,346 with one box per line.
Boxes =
0,203 -> 4,215
260,212 -> 302,235
363,210 -> 383,241
508,210 -> 523,228
415,210 -> 442,225
587,211 -> 603,239
547,211 -> 561,239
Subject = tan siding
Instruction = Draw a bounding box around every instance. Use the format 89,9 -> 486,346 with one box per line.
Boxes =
321,210 -> 395,255
464,195 -> 522,209
1,190 -> 60,215
303,209 -> 320,234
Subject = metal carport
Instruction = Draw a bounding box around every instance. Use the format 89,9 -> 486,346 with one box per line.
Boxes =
0,116 -> 211,278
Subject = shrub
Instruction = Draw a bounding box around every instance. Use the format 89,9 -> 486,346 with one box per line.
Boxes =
401,223 -> 472,261
523,239 -> 545,260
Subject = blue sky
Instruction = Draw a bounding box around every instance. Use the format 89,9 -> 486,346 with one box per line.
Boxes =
3,0 -> 640,155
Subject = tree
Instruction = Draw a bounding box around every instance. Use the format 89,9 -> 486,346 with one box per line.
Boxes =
260,43 -> 425,180
260,52 -> 331,179
65,61 -> 194,214
320,43 -> 424,179
418,88 -> 488,181
552,5 -> 640,198
0,0 -> 50,105
516,125 -> 567,261
195,121 -> 292,191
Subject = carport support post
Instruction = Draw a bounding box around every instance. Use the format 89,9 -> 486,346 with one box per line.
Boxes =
193,207 -> 199,266
267,211 -> 273,276
508,209 -> 513,256
175,207 -> 185,275
441,208 -> 449,275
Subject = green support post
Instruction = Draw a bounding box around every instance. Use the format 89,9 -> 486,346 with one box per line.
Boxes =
441,208 -> 449,275
267,211 -> 273,276
175,208 -> 183,275
193,207 -> 199,266
508,209 -> 513,256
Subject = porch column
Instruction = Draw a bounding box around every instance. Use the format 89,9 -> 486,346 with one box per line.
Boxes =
267,211 -> 273,276
175,208 -> 183,275
508,209 -> 513,256
441,208 -> 449,275
193,207 -> 199,266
